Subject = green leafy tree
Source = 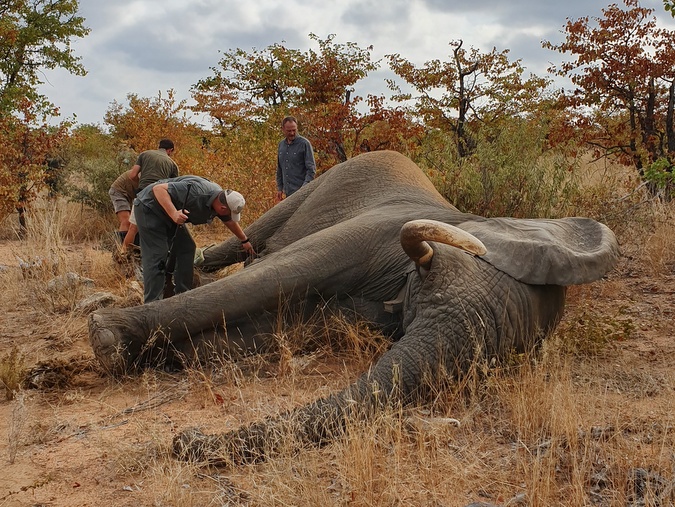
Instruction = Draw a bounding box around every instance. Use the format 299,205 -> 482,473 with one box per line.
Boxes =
0,0 -> 89,227
0,0 -> 89,113
191,42 -> 302,126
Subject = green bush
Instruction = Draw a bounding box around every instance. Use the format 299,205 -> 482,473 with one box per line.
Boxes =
416,119 -> 580,219
66,147 -> 135,214
67,158 -> 122,213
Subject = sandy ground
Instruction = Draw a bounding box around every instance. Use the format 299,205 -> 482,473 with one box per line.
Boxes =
0,231 -> 673,507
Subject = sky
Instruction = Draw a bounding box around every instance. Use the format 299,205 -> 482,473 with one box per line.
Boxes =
37,0 -> 675,128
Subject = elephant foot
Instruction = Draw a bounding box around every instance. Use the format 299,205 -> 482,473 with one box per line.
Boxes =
88,312 -> 132,374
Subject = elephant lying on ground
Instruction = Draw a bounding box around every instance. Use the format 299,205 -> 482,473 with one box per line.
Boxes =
88,150 -> 619,464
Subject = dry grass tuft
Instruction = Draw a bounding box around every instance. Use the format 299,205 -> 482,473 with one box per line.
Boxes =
0,346 -> 27,400
640,202 -> 675,275
8,391 -> 27,464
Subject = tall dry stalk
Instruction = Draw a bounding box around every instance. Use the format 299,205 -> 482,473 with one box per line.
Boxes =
8,391 -> 26,464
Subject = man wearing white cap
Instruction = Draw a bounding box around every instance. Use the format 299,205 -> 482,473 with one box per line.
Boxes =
134,175 -> 255,303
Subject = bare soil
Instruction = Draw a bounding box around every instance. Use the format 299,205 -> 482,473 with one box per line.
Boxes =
0,227 -> 674,506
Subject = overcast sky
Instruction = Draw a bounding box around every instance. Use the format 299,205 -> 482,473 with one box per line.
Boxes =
37,0 -> 674,127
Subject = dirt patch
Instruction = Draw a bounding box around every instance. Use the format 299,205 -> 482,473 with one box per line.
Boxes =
1,228 -> 675,506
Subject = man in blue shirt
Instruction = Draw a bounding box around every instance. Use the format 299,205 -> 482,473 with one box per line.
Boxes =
276,116 -> 316,202
134,175 -> 255,303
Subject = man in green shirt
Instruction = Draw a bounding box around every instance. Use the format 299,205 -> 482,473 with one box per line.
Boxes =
122,138 -> 179,251
130,138 -> 180,190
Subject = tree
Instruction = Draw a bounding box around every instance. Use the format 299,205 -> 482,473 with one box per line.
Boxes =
0,0 -> 89,113
543,0 -> 675,195
291,34 -> 377,164
191,42 -> 303,127
191,34 -> 419,170
664,0 -> 675,17
104,90 -> 204,162
0,98 -> 70,229
386,40 -> 550,159
0,0 -> 89,227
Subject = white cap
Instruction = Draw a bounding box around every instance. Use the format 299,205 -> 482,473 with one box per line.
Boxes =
225,189 -> 245,222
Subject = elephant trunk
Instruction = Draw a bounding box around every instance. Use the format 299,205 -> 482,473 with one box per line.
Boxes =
172,333 -> 451,465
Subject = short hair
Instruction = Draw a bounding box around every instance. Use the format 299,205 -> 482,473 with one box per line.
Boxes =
217,191 -> 227,205
281,116 -> 297,127
158,138 -> 174,150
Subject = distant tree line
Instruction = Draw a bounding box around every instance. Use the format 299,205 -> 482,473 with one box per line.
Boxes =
1,0 -> 674,232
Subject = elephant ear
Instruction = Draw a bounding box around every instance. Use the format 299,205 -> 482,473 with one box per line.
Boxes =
458,217 -> 620,286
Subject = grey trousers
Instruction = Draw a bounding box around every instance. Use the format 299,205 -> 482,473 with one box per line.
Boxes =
135,204 -> 195,303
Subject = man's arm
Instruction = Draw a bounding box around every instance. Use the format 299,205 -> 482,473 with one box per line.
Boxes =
152,183 -> 188,224
303,140 -> 316,185
275,147 -> 284,201
129,164 -> 141,184
224,220 -> 256,255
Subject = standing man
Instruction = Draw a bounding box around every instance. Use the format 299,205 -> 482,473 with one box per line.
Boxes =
134,175 -> 255,303
276,116 -> 316,202
122,138 -> 180,251
108,170 -> 138,244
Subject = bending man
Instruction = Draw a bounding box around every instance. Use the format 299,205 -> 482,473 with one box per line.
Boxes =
134,175 -> 255,303
122,138 -> 180,251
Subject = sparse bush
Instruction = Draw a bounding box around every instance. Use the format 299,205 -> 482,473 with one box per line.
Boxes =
59,124 -> 136,215
551,305 -> 635,357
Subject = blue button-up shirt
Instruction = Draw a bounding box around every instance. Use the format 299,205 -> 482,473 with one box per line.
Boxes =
276,135 -> 316,196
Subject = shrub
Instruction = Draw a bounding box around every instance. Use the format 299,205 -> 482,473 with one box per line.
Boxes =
416,119 -> 580,219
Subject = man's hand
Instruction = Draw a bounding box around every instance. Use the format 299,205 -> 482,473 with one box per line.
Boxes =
171,209 -> 189,225
153,183 -> 189,224
241,240 -> 256,256
275,190 -> 284,203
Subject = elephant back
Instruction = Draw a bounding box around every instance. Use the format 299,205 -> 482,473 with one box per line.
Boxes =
268,151 -> 456,249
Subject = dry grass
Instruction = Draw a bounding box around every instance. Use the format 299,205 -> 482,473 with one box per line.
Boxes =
0,347 -> 26,400
0,162 -> 674,506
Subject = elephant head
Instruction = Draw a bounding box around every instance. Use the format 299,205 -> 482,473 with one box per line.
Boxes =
87,150 -> 619,464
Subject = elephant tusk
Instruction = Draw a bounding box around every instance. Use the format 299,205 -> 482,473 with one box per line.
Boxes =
400,219 -> 487,268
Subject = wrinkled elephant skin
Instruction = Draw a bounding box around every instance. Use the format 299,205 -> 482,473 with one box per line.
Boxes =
87,151 -> 619,464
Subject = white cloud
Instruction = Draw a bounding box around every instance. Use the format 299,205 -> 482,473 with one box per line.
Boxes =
36,0 -> 675,126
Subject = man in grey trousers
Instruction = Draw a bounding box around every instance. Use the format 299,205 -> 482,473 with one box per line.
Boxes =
134,175 -> 255,303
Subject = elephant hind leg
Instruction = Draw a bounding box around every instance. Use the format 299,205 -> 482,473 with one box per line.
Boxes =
89,312 -> 136,374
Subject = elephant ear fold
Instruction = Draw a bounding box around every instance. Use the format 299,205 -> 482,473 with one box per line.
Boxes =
458,217 -> 620,286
